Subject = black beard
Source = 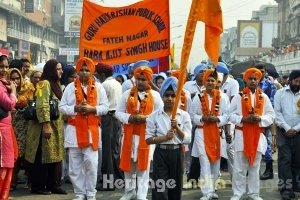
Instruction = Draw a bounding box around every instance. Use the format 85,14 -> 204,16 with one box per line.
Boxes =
290,84 -> 300,93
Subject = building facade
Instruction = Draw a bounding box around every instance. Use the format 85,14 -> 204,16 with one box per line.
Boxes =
0,0 -> 59,63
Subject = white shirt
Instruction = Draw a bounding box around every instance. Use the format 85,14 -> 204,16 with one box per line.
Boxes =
102,76 -> 122,111
183,80 -> 204,99
115,89 -> 163,161
59,81 -> 109,148
190,91 -> 229,157
145,108 -> 192,144
221,76 -> 239,101
121,77 -> 135,93
229,91 -> 275,153
274,86 -> 300,132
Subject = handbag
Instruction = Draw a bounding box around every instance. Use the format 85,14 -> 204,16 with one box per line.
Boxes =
24,92 -> 60,121
0,106 -> 9,120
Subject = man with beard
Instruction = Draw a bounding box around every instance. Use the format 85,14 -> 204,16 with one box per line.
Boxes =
274,70 -> 300,200
229,68 -> 275,200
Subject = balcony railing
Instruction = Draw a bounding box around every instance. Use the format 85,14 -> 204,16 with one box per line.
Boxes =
7,28 -> 58,49
271,50 -> 300,62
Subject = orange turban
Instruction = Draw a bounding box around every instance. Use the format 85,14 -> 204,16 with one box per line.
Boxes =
134,66 -> 153,82
243,68 -> 262,82
202,69 -> 218,85
76,57 -> 95,74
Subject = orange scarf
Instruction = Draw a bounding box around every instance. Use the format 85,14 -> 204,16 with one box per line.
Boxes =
241,87 -> 264,166
70,78 -> 99,151
120,86 -> 154,172
201,89 -> 221,163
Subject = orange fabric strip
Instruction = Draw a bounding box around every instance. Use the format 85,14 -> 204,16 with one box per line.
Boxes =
241,88 -> 264,166
74,78 -> 100,151
201,89 -> 221,163
120,86 -> 153,172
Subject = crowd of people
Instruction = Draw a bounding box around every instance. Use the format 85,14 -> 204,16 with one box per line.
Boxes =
0,54 -> 299,200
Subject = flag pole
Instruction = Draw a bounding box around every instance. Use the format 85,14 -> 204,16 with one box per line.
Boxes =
171,0 -> 200,119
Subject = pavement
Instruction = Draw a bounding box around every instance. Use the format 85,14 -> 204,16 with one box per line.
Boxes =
9,154 -> 290,200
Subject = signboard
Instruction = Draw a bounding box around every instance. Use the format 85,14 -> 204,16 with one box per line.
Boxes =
25,0 -> 34,13
18,40 -> 30,58
79,0 -> 170,64
237,20 -> 262,48
112,56 -> 169,76
59,48 -> 79,55
64,0 -> 83,37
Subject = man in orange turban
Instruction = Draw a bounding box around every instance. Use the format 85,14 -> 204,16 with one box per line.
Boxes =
76,57 -> 95,74
202,69 -> 218,85
229,67 -> 274,200
59,57 -> 109,200
243,68 -> 262,83
115,65 -> 163,200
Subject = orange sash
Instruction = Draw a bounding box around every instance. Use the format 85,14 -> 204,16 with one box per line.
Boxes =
241,87 -> 264,166
73,78 -> 100,151
201,89 -> 221,163
120,86 -> 154,172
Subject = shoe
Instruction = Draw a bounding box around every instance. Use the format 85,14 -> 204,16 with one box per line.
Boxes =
120,191 -> 137,200
230,195 -> 241,200
183,181 -> 193,190
281,190 -> 296,200
51,187 -> 67,194
260,161 -> 273,180
31,189 -> 51,195
73,195 -> 86,200
10,185 -> 16,192
64,176 -> 72,184
293,185 -> 300,193
247,196 -> 263,200
87,196 -> 96,200
200,195 -> 211,200
211,192 -> 219,199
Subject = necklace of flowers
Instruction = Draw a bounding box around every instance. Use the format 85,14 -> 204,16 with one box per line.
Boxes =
128,86 -> 150,115
200,89 -> 221,116
241,87 -> 264,115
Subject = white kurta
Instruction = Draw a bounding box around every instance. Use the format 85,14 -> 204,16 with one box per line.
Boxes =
59,81 -> 109,148
229,92 -> 275,154
229,90 -> 275,198
191,91 -> 229,158
115,89 -> 163,162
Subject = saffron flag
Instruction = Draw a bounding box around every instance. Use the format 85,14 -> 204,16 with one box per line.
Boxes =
79,0 -> 170,65
172,0 -> 223,118
198,0 -> 223,65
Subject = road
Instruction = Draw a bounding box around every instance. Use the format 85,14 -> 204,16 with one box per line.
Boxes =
10,158 -> 288,200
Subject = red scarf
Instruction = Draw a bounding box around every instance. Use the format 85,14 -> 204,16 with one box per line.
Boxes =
120,86 -> 154,172
201,89 -> 221,163
241,87 -> 264,166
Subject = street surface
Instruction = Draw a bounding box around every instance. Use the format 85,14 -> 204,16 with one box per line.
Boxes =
10,156 -> 287,200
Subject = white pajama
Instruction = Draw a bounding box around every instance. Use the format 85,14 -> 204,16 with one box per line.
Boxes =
199,153 -> 220,196
232,151 -> 262,198
229,91 -> 275,199
124,161 -> 150,200
69,147 -> 98,197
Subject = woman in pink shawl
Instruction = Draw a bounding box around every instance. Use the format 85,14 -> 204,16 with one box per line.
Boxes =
0,55 -> 18,200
